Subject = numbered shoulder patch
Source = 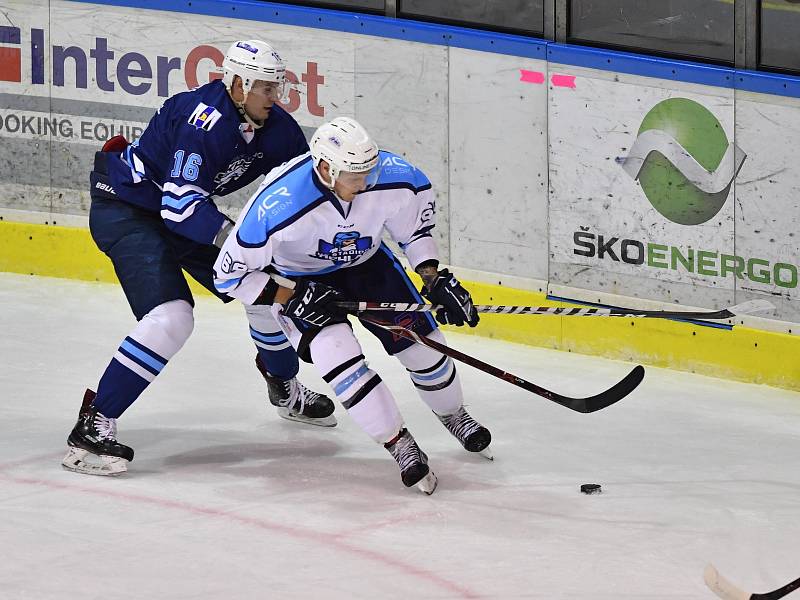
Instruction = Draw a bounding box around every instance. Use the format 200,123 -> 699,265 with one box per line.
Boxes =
189,102 -> 222,131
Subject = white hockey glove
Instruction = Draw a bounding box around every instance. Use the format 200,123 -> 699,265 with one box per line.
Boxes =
420,269 -> 479,328
283,280 -> 348,327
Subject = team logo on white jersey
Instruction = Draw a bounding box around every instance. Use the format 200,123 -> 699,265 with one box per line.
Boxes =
313,231 -> 372,265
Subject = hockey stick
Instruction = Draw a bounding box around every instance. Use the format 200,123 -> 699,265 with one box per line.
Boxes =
705,564 -> 800,600
336,299 -> 774,321
359,314 -> 644,413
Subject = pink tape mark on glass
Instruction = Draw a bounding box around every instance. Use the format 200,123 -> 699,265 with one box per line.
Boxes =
519,69 -> 545,84
551,74 -> 576,88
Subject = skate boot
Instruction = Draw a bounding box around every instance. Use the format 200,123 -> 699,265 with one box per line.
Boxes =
436,406 -> 493,460
256,356 -> 337,427
384,428 -> 438,495
62,389 -> 134,476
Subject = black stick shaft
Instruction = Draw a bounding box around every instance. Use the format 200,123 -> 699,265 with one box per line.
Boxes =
753,575 -> 800,600
359,314 -> 643,413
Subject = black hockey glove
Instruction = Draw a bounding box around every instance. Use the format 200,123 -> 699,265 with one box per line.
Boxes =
420,269 -> 479,327
283,280 -> 348,327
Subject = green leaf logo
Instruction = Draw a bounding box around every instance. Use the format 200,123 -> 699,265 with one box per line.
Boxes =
619,98 -> 746,225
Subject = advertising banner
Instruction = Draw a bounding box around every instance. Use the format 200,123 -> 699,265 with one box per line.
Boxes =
0,0 -> 355,215
548,65 -> 743,310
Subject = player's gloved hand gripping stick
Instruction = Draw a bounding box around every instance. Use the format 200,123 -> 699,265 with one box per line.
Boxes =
283,280 -> 348,327
419,268 -> 479,327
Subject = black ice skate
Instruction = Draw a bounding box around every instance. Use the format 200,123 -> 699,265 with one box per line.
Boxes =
256,356 -> 337,427
384,428 -> 438,495
436,406 -> 493,460
62,389 -> 134,476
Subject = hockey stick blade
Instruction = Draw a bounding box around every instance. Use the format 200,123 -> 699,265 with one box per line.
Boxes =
705,564 -> 800,600
360,314 -> 644,413
336,299 -> 774,320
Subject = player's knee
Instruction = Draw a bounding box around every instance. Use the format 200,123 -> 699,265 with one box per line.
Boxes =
145,300 -> 195,346
309,323 -> 363,370
394,329 -> 447,372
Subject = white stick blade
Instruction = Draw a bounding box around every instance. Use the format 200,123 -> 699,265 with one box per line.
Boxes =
728,299 -> 776,316
704,564 -> 751,600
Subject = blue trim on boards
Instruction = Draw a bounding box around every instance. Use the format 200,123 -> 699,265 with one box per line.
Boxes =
734,69 -> 800,98
64,0 -> 800,98
547,43 -> 735,90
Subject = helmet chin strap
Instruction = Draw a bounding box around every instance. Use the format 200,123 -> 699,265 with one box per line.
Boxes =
313,163 -> 351,202
228,89 -> 264,129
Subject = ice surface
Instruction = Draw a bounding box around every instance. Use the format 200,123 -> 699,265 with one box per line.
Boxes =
1,273 -> 798,599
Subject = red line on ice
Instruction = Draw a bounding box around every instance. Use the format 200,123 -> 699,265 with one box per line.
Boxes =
0,469 -> 484,599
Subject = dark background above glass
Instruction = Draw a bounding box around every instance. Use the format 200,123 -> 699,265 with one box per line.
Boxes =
568,0 -> 734,65
399,0 -> 545,36
276,0 -> 385,12
760,0 -> 800,73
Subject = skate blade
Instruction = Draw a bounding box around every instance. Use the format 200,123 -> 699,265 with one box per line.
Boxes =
276,407 -> 337,428
61,447 -> 128,476
417,471 -> 438,495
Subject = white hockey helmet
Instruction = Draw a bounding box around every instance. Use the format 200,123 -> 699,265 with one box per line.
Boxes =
310,117 -> 380,189
222,40 -> 286,98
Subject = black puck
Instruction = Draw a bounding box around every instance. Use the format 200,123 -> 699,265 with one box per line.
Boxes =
580,483 -> 602,495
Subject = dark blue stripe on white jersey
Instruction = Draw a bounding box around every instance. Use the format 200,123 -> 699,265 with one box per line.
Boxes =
366,181 -> 432,194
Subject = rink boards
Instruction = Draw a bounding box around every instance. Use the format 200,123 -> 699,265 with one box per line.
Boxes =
0,0 -> 798,390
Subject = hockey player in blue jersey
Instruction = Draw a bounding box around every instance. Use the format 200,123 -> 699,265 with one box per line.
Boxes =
63,40 -> 335,476
213,117 -> 492,494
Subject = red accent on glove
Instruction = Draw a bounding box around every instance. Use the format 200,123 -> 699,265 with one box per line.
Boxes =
101,135 -> 129,153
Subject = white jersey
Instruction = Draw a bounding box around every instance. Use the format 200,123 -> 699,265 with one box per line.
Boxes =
214,150 -> 438,304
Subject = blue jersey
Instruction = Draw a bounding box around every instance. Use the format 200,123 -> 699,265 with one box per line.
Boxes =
106,80 -> 309,245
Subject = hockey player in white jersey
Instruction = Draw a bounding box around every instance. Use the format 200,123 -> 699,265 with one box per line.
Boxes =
214,117 -> 492,493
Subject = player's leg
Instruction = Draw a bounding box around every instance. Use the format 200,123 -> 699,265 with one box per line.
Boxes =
395,336 -> 492,458
245,304 -> 335,426
179,243 -> 335,426
273,308 -> 436,494
354,246 -> 492,457
63,192 -> 195,476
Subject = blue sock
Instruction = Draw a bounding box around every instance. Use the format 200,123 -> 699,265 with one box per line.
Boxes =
92,336 -> 167,418
250,326 -> 298,380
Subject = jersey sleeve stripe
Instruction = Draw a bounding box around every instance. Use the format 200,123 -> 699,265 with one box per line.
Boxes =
161,193 -> 203,212
162,182 -> 210,197
161,201 -> 200,222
